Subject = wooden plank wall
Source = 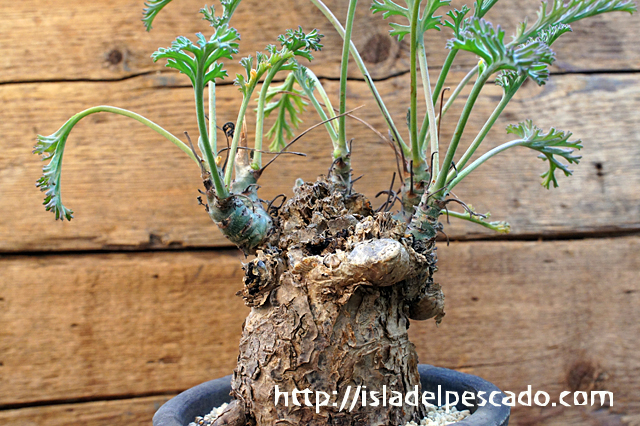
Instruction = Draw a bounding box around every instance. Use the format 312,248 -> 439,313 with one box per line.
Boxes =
1,1 -> 638,425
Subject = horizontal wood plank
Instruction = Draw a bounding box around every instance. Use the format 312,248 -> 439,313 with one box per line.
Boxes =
0,0 -> 638,84
1,237 -> 638,425
0,395 -> 173,426
1,72 -> 639,252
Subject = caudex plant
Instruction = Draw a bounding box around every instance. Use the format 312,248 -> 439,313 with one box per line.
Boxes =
34,0 -> 635,425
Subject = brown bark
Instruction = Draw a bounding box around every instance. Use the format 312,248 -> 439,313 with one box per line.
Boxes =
225,179 -> 444,426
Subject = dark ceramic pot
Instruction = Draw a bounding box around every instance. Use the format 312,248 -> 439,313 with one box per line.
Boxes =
153,364 -> 510,426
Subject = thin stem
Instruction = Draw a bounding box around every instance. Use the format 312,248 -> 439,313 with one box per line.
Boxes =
309,0 -> 409,154
337,0 -> 358,158
418,41 -> 439,179
295,74 -> 339,142
418,64 -> 477,150
444,210 -> 510,233
253,61 -> 286,169
432,67 -> 493,194
432,49 -> 458,105
208,75 -> 217,156
194,78 -> 228,199
453,76 -> 525,176
409,0 -> 421,164
304,68 -> 338,130
224,93 -> 253,186
447,138 -> 525,190
64,106 -> 199,164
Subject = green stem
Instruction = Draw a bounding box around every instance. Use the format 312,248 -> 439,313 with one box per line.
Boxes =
296,72 -> 339,142
337,0 -> 358,157
433,49 -> 458,106
224,93 -> 253,186
418,63 -> 477,152
432,67 -> 493,195
253,61 -> 286,169
453,76 -> 525,175
66,106 -> 199,163
195,79 -> 228,199
309,0 -> 409,154
418,41 -> 439,179
447,138 -> 525,190
409,0 -> 421,164
443,210 -> 510,233
208,76 -> 217,156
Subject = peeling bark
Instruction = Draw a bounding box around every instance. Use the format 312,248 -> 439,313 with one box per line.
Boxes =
231,179 -> 444,425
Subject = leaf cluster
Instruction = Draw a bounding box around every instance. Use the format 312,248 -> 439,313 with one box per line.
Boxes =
507,120 -> 583,189
235,27 -> 323,95
200,0 -> 242,27
514,0 -> 637,44
152,26 -> 240,86
371,0 -> 450,41
142,0 -> 173,31
33,125 -> 75,220
448,18 -> 556,85
263,73 -> 308,151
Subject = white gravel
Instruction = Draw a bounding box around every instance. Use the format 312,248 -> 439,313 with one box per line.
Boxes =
190,403 -> 471,426
188,402 -> 228,426
403,405 -> 471,426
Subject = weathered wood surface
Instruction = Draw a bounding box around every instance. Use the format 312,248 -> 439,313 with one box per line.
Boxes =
1,238 -> 638,424
3,72 -> 639,252
0,396 -> 173,426
1,0 -> 637,85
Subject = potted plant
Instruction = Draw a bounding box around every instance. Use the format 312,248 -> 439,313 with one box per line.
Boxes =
33,0 -> 636,425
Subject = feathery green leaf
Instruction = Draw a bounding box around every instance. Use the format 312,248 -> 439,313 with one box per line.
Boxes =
371,0 -> 451,41
152,26 -> 240,86
263,73 -> 308,151
33,128 -> 74,221
514,0 -> 637,44
449,18 -> 556,84
142,0 -> 173,31
507,120 -> 583,188
200,0 -> 242,27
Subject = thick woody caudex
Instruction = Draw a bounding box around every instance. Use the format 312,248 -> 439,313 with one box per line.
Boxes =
33,0 -> 635,424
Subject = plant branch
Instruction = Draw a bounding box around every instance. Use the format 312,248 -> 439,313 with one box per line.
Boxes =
418,41 -> 439,179
453,75 -> 526,175
432,66 -> 493,195
195,78 -> 228,198
337,0 -> 358,158
308,0 -> 409,153
225,92 -> 254,186
444,210 -> 510,233
253,60 -> 287,169
409,0 -> 421,164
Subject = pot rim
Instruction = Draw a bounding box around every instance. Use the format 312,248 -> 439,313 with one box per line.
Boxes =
153,364 -> 510,426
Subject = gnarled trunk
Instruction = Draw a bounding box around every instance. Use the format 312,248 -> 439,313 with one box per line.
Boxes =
218,179 -> 444,426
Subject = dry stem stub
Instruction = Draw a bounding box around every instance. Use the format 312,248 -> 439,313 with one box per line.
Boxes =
218,178 -> 445,426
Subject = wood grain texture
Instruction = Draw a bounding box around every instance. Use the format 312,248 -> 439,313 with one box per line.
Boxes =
0,0 -> 638,84
2,72 -> 638,252
0,396 -> 173,426
1,237 -> 638,424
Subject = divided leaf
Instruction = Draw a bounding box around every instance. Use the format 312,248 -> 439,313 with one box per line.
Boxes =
200,0 -> 242,27
473,0 -> 500,18
152,25 -> 240,86
514,0 -> 636,44
507,120 -> 583,188
443,6 -> 471,39
142,0 -> 174,31
263,73 -> 308,152
448,18 -> 556,85
371,0 -> 451,42
33,122 -> 77,220
235,28 -> 323,96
